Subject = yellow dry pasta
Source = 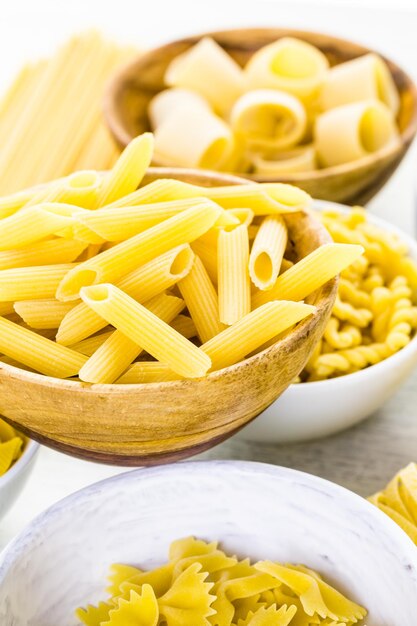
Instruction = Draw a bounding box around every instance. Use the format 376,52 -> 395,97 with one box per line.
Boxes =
301,207 -> 417,382
14,300 -> 76,329
218,224 -> 251,325
76,537 -> 366,626
80,284 -> 211,378
164,37 -> 244,115
315,99 -> 398,167
0,263 -> 76,302
170,314 -> 197,340
78,293 -> 185,384
0,204 -> 75,250
230,89 -> 307,151
251,145 -> 316,175
148,87 -> 210,128
320,52 -> 400,114
178,255 -> 225,342
0,239 -> 86,270
0,418 -> 25,476
116,361 -> 183,384
249,215 -> 287,290
0,316 -> 87,378
252,243 -> 364,308
56,244 -> 194,345
56,202 -> 221,301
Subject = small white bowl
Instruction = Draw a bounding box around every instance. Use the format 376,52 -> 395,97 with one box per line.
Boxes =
238,201 -> 417,444
1,461 -> 417,625
0,437 -> 39,520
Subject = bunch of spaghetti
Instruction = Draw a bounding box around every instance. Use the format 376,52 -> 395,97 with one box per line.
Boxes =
0,133 -> 363,385
0,32 -> 134,195
300,206 -> 417,382
0,418 -> 24,476
76,536 -> 367,626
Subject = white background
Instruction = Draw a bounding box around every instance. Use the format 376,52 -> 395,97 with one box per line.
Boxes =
1,0 -> 417,547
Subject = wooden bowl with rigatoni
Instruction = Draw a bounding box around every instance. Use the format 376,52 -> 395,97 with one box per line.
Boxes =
0,167 -> 343,466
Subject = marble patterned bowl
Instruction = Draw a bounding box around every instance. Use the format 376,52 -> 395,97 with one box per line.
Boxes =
0,461 -> 417,625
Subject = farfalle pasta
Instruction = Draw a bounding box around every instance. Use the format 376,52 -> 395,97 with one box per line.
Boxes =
300,207 -> 417,381
76,537 -> 367,626
149,35 -> 400,174
0,418 -> 25,476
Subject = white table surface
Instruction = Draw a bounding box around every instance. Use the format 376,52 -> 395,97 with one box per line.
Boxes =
2,0 -> 417,551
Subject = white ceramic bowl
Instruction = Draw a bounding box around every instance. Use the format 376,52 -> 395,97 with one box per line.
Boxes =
1,461 -> 417,625
239,201 -> 417,444
0,437 -> 39,520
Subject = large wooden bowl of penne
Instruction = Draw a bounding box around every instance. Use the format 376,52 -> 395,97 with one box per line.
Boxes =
105,28 -> 417,205
0,134 -> 359,465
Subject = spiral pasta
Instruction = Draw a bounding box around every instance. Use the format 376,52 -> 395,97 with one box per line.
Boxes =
301,206 -> 417,382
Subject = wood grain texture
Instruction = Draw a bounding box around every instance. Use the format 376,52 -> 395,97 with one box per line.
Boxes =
104,28 -> 417,205
0,168 -> 336,466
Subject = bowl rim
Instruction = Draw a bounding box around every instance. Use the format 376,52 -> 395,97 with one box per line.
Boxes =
0,167 -> 336,393
1,460 -> 417,583
291,199 -> 417,389
0,437 -> 40,490
104,26 -> 417,182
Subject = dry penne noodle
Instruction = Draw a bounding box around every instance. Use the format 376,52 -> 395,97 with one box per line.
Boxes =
244,37 -> 329,101
80,284 -> 211,378
178,255 -> 225,342
170,314 -> 197,339
0,239 -> 86,270
14,300 -> 76,329
0,205 -> 74,251
227,208 -> 255,227
0,315 -> 87,378
56,202 -> 221,301
201,301 -> 316,370
0,302 -> 15,316
56,244 -> 194,345
320,53 -> 400,114
25,170 -> 103,209
148,87 -> 210,128
154,104 -> 234,170
315,100 -> 398,167
116,361 -> 182,384
218,224 -> 251,325
95,133 -> 154,207
249,214 -> 287,290
0,263 -> 76,302
78,293 -> 185,383
77,198 -> 222,241
70,330 -> 114,356
164,37 -> 244,115
191,240 -> 218,286
252,243 -> 364,308
230,89 -> 307,151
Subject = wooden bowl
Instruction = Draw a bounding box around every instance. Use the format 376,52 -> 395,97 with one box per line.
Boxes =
0,169 -> 337,466
104,28 -> 417,205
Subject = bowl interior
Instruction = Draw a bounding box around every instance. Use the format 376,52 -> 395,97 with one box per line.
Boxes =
1,461 -> 417,625
105,28 -> 417,168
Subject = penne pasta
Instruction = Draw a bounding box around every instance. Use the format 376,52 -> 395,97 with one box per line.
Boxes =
249,215 -> 287,290
80,284 -> 211,378
252,243 -> 364,308
116,361 -> 182,384
178,255 -> 225,342
170,314 -> 197,339
25,170 -> 103,209
201,301 -> 316,370
218,224 -> 251,325
0,302 -> 15,316
0,204 -> 74,251
164,37 -> 244,115
14,299 -> 76,329
244,37 -> 329,102
70,330 -> 113,356
191,239 -> 218,286
0,263 -> 76,302
95,133 -> 154,208
227,208 -> 255,227
56,202 -> 221,301
0,239 -> 86,270
0,315 -> 87,378
77,197 -> 214,241
230,89 -> 307,151
315,100 -> 398,167
78,293 -> 185,383
154,104 -> 234,170
56,244 -> 194,345
320,53 -> 400,115
148,87 -> 210,128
